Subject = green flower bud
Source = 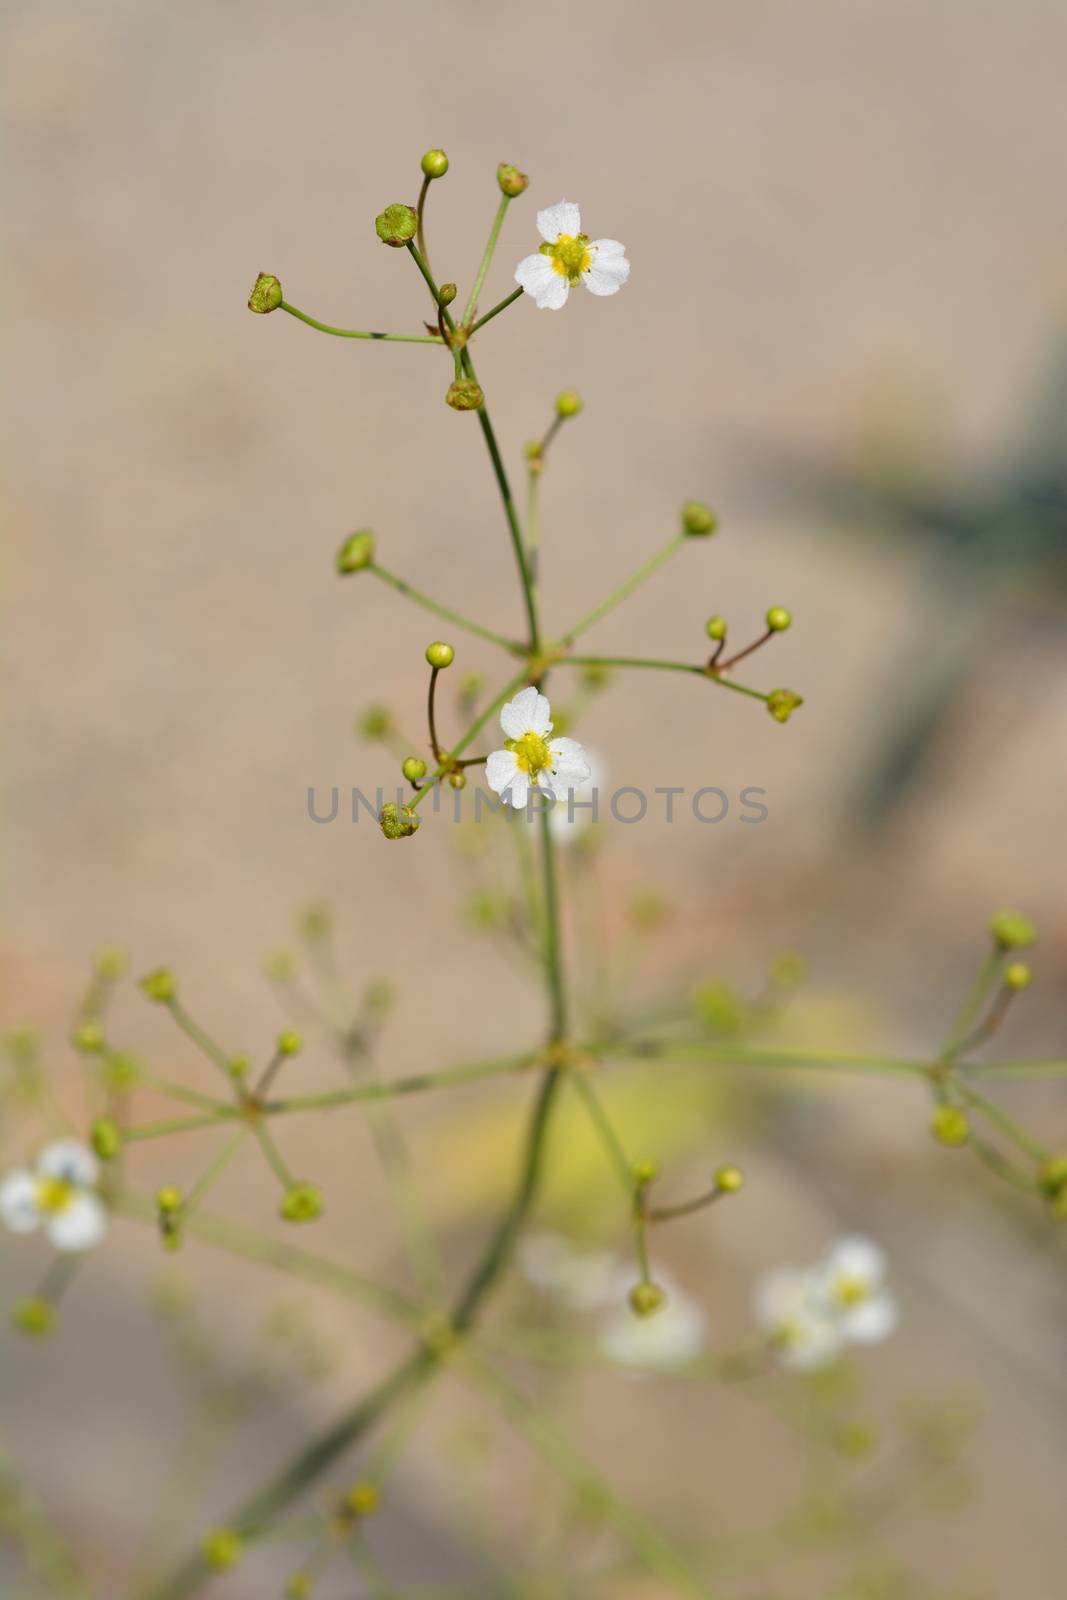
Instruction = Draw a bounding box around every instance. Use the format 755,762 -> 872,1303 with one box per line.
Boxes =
248,273 -> 283,314
628,1281 -> 667,1318
692,979 -> 744,1035
91,1117 -> 123,1161
139,968 -> 176,1004
402,756 -> 428,783
931,1105 -> 970,1148
705,615 -> 727,641
421,148 -> 449,179
336,529 -> 374,575
426,641 -> 455,669
766,606 -> 792,632
12,1297 -> 56,1339
445,378 -> 484,412
228,1054 -> 251,1080
766,688 -> 804,724
379,801 -> 420,840
579,661 -> 612,691
71,1019 -> 105,1054
989,909 -> 1036,950
1004,961 -> 1032,991
375,203 -> 418,248
460,670 -> 485,700
342,1480 -> 381,1517
202,1528 -> 244,1571
285,1574 -> 314,1599
156,1186 -> 183,1215
102,1050 -> 141,1090
358,705 -> 393,741
555,389 -> 583,418
681,501 -> 718,537
94,947 -> 127,979
448,769 -> 467,789
497,163 -> 529,198
1037,1155 -> 1067,1199
299,904 -> 332,942
632,1159 -> 659,1185
464,889 -> 510,932
715,1163 -> 744,1193
280,1183 -> 324,1223
277,1029 -> 303,1057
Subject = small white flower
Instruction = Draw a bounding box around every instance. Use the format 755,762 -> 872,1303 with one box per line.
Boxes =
0,1139 -> 107,1252
598,1272 -> 706,1373
812,1235 -> 898,1345
486,686 -> 591,810
753,1267 -> 845,1372
514,200 -> 630,311
517,1231 -> 617,1311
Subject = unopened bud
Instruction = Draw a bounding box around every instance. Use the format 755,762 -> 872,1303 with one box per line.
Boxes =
277,1029 -> 303,1057
156,1186 -> 183,1215
425,641 -> 455,669
766,689 -> 803,724
336,530 -> 374,574
379,801 -> 420,840
421,148 -> 449,179
358,705 -> 393,741
765,606 -> 792,632
202,1529 -> 244,1571
1004,961 -> 1032,991
72,1020 -> 105,1054
715,1163 -> 744,1193
402,756 -> 428,783
139,968 -> 176,1004
248,273 -> 283,313
342,1480 -> 381,1518
989,909 -> 1036,950
91,1118 -> 123,1161
445,378 -> 484,412
12,1297 -> 55,1339
555,389 -> 583,418
628,1281 -> 667,1318
438,282 -> 457,305
681,501 -> 718,537
705,615 -> 727,641
930,1105 -> 970,1148
375,203 -> 418,247
497,163 -> 529,198
280,1183 -> 324,1223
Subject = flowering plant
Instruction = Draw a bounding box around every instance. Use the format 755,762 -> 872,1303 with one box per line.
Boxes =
2,149 -> 1064,1600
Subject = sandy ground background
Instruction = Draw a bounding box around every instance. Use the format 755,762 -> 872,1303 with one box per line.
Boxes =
3,2 -> 1067,1596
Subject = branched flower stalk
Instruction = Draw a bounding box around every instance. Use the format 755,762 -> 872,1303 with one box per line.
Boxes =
2,151 -> 1065,1600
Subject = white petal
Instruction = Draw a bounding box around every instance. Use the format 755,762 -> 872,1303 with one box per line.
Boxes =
500,686 -> 552,740
598,1291 -> 706,1372
840,1291 -> 898,1344
47,1192 -> 107,1252
776,1313 -> 844,1371
583,250 -> 631,297
36,1139 -> 99,1188
531,274 -> 570,311
823,1235 -> 887,1290
486,749 -> 519,796
537,200 -> 581,243
0,1170 -> 43,1233
591,237 -> 627,258
504,770 -> 531,810
515,252 -> 558,295
753,1267 -> 813,1331
548,737 -> 591,785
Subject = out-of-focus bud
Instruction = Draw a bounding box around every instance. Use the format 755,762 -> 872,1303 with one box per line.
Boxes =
715,1164 -> 744,1193
379,802 -> 420,840
71,1020 -> 105,1054
277,1029 -> 303,1057
1004,961 -> 1032,991
280,1183 -> 324,1223
156,1186 -> 183,1215
628,1281 -> 666,1318
425,641 -> 455,669
930,1105 -> 970,1147
402,756 -> 428,783
766,688 -> 803,724
358,706 -> 393,741
632,1159 -> 659,1185
765,606 -> 792,632
343,1480 -> 381,1517
248,273 -> 283,313
1037,1154 -> 1067,1200
421,148 -> 449,179
299,905 -> 332,942
202,1529 -> 244,1571
94,947 -> 127,979
497,163 -> 529,197
139,968 -> 176,1003
91,1118 -> 123,1161
445,378 -> 484,411
989,909 -> 1036,950
681,501 -> 718,536
12,1297 -> 56,1338
336,530 -> 375,574
375,203 -> 418,247
555,389 -> 583,418
580,661 -> 612,691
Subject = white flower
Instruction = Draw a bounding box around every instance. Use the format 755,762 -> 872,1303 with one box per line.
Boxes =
753,1267 -> 845,1372
517,1231 -> 618,1311
597,1271 -> 707,1373
514,200 -> 630,311
486,686 -> 591,810
811,1236 -> 898,1345
0,1139 -> 107,1252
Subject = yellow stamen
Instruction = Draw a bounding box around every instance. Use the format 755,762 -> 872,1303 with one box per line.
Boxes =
507,731 -> 552,776
833,1273 -> 870,1307
35,1176 -> 75,1214
541,233 -> 592,285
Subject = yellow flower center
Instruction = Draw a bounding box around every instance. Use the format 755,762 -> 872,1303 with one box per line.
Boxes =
832,1273 -> 870,1308
35,1176 -> 75,1214
507,731 -> 552,776
541,233 -> 592,284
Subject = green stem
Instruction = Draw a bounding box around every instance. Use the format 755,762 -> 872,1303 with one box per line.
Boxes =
462,348 -> 539,652
526,466 -> 541,618
252,1121 -> 298,1190
368,564 -> 520,652
558,654 -> 772,703
414,174 -> 432,274
956,1083 -> 1050,1162
280,302 -> 441,345
940,945 -> 1002,1060
123,1111 -> 238,1143
571,1071 -> 632,1196
467,285 -> 523,336
461,195 -> 511,327
602,1040 -> 928,1078
967,1059 -> 1067,1079
181,1129 -> 248,1216
265,1051 -> 538,1113
405,242 -> 457,334
164,999 -> 234,1085
561,534 -> 687,643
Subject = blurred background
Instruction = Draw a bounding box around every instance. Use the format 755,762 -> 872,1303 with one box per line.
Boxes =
2,1 -> 1066,1595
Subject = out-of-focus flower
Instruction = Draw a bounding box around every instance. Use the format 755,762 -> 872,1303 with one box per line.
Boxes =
515,201 -> 630,310
548,749 -> 605,844
812,1236 -> 898,1345
517,1231 -> 617,1311
0,1139 -> 107,1251
597,1270 -> 706,1372
753,1267 -> 844,1371
486,687 -> 590,809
